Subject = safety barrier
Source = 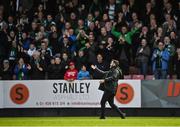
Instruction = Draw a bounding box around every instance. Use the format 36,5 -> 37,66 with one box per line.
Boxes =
0,80 -> 179,108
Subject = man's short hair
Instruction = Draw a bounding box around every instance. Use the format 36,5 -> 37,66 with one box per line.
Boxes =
112,59 -> 119,67
3,59 -> 9,63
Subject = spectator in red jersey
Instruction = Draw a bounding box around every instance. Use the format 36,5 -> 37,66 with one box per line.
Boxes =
64,62 -> 78,81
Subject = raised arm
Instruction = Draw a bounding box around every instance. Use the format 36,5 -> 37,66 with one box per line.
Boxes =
91,65 -> 108,74
111,26 -> 122,38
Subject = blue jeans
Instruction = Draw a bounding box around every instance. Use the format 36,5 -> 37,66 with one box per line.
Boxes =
139,62 -> 148,76
154,69 -> 167,79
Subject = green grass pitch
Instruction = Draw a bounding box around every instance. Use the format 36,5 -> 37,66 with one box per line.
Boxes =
0,117 -> 180,126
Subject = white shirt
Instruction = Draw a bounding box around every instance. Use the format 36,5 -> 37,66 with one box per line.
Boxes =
27,48 -> 36,57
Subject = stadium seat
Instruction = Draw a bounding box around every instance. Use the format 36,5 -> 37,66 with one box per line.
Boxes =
172,75 -> 177,79
124,75 -> 132,79
132,75 -> 144,80
145,75 -> 154,80
167,75 -> 177,79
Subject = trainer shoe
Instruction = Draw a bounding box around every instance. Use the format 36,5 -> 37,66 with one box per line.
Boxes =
99,116 -> 106,119
121,113 -> 126,119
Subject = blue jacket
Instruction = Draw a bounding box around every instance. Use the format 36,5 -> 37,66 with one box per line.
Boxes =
68,35 -> 77,53
151,49 -> 170,72
14,64 -> 28,80
22,38 -> 31,50
77,70 -> 90,80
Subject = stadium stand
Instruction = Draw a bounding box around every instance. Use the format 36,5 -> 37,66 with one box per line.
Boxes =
0,0 -> 179,80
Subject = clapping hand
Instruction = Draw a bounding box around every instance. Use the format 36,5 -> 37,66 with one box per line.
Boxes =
91,65 -> 96,70
178,55 -> 180,60
139,48 -> 143,53
27,64 -> 31,70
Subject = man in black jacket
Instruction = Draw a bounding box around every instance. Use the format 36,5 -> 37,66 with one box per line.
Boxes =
91,59 -> 125,119
0,60 -> 13,80
47,56 -> 64,79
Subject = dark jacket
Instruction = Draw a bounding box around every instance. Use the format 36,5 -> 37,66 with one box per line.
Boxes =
0,31 -> 9,59
136,46 -> 151,63
96,66 -> 123,94
0,67 -> 13,80
174,54 -> 180,79
47,64 -> 64,79
30,58 -> 47,80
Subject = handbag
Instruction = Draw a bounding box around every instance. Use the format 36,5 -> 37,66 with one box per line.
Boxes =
98,83 -> 105,91
98,71 -> 108,91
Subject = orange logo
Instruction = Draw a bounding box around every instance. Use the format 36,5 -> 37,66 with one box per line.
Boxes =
167,81 -> 180,97
10,84 -> 29,104
115,83 -> 134,104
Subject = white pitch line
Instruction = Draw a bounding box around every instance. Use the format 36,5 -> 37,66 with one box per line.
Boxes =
0,126 -> 180,127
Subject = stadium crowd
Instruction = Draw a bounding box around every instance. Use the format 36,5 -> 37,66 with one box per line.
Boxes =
0,0 -> 179,80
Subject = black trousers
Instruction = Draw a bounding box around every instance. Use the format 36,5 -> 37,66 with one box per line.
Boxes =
100,91 -> 124,118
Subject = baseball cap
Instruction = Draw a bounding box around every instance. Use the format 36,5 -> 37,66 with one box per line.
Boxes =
69,62 -> 75,66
